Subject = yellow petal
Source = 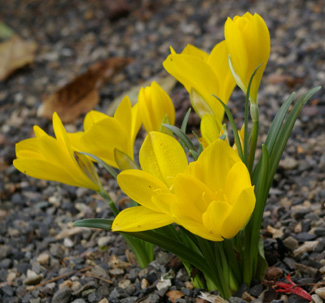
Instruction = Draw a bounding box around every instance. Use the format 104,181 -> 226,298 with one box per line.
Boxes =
225,13 -> 270,103
181,44 -> 209,61
112,206 -> 174,232
138,82 -> 175,132
188,139 -> 240,191
207,40 -> 236,103
173,173 -> 214,220
139,132 -> 188,187
220,186 -> 256,239
225,161 -> 252,204
78,118 -> 129,168
200,114 -> 222,145
175,213 -> 224,241
202,200 -> 232,238
83,110 -> 108,131
163,54 -> 225,122
117,170 -> 170,211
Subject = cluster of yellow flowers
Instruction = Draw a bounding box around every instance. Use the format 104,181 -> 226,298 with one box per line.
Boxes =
14,12 -> 269,242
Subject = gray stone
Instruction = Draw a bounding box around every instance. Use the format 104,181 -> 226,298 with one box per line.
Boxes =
23,270 -> 43,285
109,287 -> 129,300
0,258 -> 12,269
282,236 -> 299,251
229,298 -> 247,303
140,294 -> 160,303
71,300 -> 87,303
0,245 -> 11,259
52,287 -> 72,303
120,298 -> 138,303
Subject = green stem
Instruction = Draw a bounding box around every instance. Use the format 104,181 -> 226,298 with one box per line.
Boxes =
99,189 -> 119,216
248,103 -> 259,173
122,234 -> 153,268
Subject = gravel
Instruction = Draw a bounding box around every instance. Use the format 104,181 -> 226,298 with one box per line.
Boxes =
0,0 -> 324,302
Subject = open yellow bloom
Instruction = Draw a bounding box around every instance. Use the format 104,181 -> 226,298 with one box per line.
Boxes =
171,139 -> 255,241
68,96 -> 141,170
113,131 -> 188,231
13,113 -> 100,191
225,12 -> 270,103
113,132 -> 255,241
163,42 -> 236,122
138,81 -> 175,132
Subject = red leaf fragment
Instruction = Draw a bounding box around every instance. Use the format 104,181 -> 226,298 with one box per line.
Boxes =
274,274 -> 312,301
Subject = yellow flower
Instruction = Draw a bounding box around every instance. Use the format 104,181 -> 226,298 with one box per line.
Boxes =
113,132 -> 255,241
112,131 -> 188,232
68,96 -> 141,170
163,41 -> 236,122
171,139 -> 255,241
200,113 -> 223,148
138,81 -> 175,133
225,12 -> 270,103
13,113 -> 100,191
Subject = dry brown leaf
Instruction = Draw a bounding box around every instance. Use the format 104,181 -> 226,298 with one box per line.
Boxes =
166,290 -> 184,303
38,57 -> 132,122
0,35 -> 37,81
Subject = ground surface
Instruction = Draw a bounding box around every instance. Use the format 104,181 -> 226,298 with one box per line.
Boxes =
0,0 -> 324,302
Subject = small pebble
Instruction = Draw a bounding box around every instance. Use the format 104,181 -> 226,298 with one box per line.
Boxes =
315,287 -> 325,299
36,252 -> 50,265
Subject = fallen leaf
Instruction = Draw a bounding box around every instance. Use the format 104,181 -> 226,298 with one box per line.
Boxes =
166,290 -> 184,303
38,57 -> 132,122
274,274 -> 312,301
107,75 -> 177,115
0,35 -> 37,81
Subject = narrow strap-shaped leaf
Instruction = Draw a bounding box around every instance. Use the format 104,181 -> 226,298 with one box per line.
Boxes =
267,86 -> 321,190
244,64 -> 263,166
163,124 -> 196,151
181,108 -> 192,133
74,219 -> 212,280
214,96 -> 243,161
265,92 -> 296,151
252,92 -> 296,182
77,151 -> 118,179
74,218 -> 113,230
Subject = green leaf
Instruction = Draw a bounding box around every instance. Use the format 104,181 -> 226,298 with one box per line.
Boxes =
77,151 -> 118,179
114,149 -> 139,170
163,124 -> 196,151
244,64 -> 263,167
181,108 -> 192,133
213,96 -> 243,161
73,218 -> 113,230
252,92 -> 296,182
265,92 -> 296,152
267,86 -> 321,191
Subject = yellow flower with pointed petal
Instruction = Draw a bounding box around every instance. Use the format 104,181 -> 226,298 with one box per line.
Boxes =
171,139 -> 255,241
13,113 -> 100,191
163,41 -> 236,122
200,113 -> 223,148
225,12 -> 270,103
68,96 -> 141,170
138,81 -> 175,133
112,131 -> 188,232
